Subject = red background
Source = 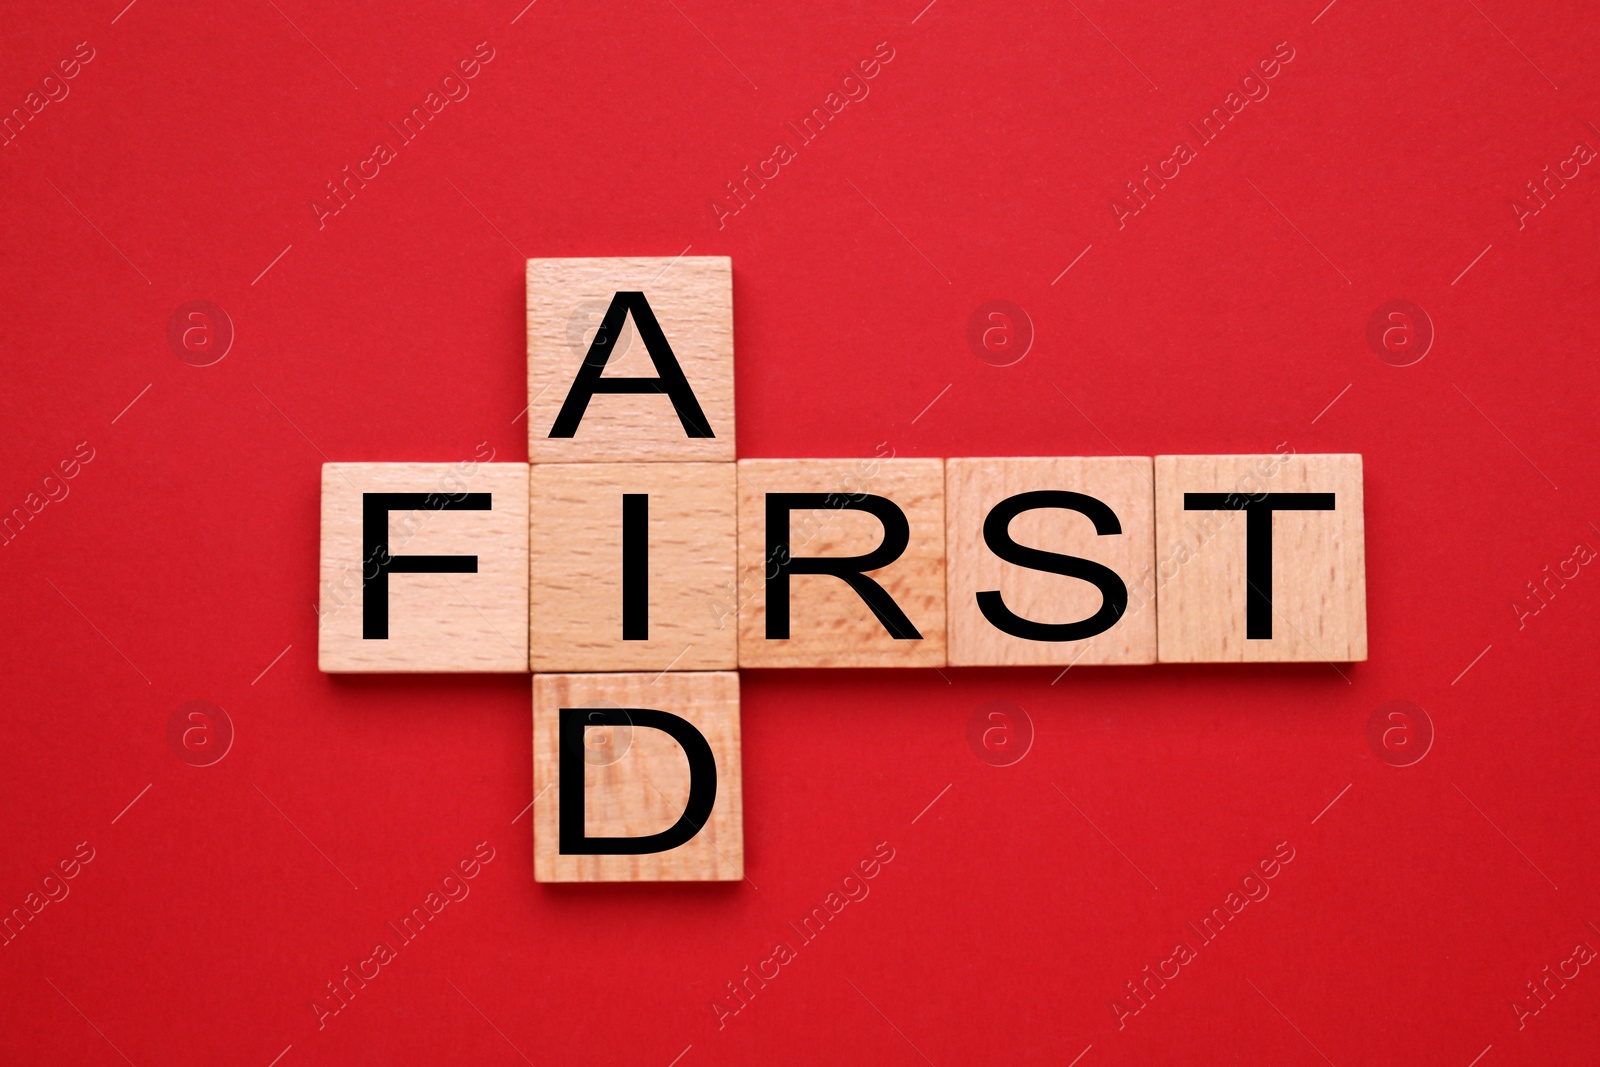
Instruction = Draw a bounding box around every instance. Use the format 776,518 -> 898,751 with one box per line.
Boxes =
3,0 -> 1599,1064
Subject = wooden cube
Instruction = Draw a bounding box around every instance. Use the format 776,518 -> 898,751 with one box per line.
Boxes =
946,457 -> 1156,666
319,463 -> 530,672
533,671 -> 742,882
737,458 -> 946,668
1155,454 -> 1367,663
529,463 -> 737,672
527,257 -> 734,463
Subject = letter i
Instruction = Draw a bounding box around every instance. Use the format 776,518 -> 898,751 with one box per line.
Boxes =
622,494 -> 648,640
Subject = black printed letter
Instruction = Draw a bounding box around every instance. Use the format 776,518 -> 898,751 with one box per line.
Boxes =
764,492 -> 921,640
977,490 -> 1129,641
558,707 -> 716,855
1182,492 -> 1335,639
622,493 -> 648,639
362,492 -> 491,639
548,291 -> 713,438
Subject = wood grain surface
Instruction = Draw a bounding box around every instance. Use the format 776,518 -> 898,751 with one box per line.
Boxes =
736,458 -> 946,668
946,456 -> 1156,666
526,257 -> 735,463
1155,453 -> 1367,663
529,462 -> 737,671
533,671 -> 742,882
319,462 -> 530,672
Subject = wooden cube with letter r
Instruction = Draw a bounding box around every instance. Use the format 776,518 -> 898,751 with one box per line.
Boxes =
736,458 -> 947,668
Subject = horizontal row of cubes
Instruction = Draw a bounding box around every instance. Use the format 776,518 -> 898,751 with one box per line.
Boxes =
317,453 -> 1366,672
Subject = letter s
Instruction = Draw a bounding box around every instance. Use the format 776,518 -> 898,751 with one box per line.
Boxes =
975,491 -> 1130,642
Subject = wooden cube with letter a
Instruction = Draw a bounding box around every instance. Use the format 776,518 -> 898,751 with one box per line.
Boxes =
533,672 -> 742,882
527,257 -> 734,463
1155,453 -> 1367,663
737,458 -> 946,668
946,456 -> 1156,666
318,462 -> 529,672
529,462 -> 737,671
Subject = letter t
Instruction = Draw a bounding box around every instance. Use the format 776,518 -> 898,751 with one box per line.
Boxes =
1182,492 -> 1335,639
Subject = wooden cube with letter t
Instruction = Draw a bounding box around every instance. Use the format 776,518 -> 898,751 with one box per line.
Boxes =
532,672 -> 743,882
1154,453 -> 1367,662
526,256 -> 734,463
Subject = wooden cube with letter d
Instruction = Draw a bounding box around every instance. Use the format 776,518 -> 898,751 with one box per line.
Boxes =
532,672 -> 743,882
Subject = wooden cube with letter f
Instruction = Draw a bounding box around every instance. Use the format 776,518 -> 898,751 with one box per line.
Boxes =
532,672 -> 743,882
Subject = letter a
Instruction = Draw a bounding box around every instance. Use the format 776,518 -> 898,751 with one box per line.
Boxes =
548,291 -> 714,439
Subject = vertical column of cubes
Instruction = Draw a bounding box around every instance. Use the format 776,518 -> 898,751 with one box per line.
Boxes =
526,257 -> 741,882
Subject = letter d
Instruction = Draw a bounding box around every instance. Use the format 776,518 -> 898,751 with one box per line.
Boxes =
558,707 -> 717,854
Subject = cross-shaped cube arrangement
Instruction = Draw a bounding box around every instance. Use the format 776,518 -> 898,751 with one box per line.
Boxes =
317,256 -> 1368,883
